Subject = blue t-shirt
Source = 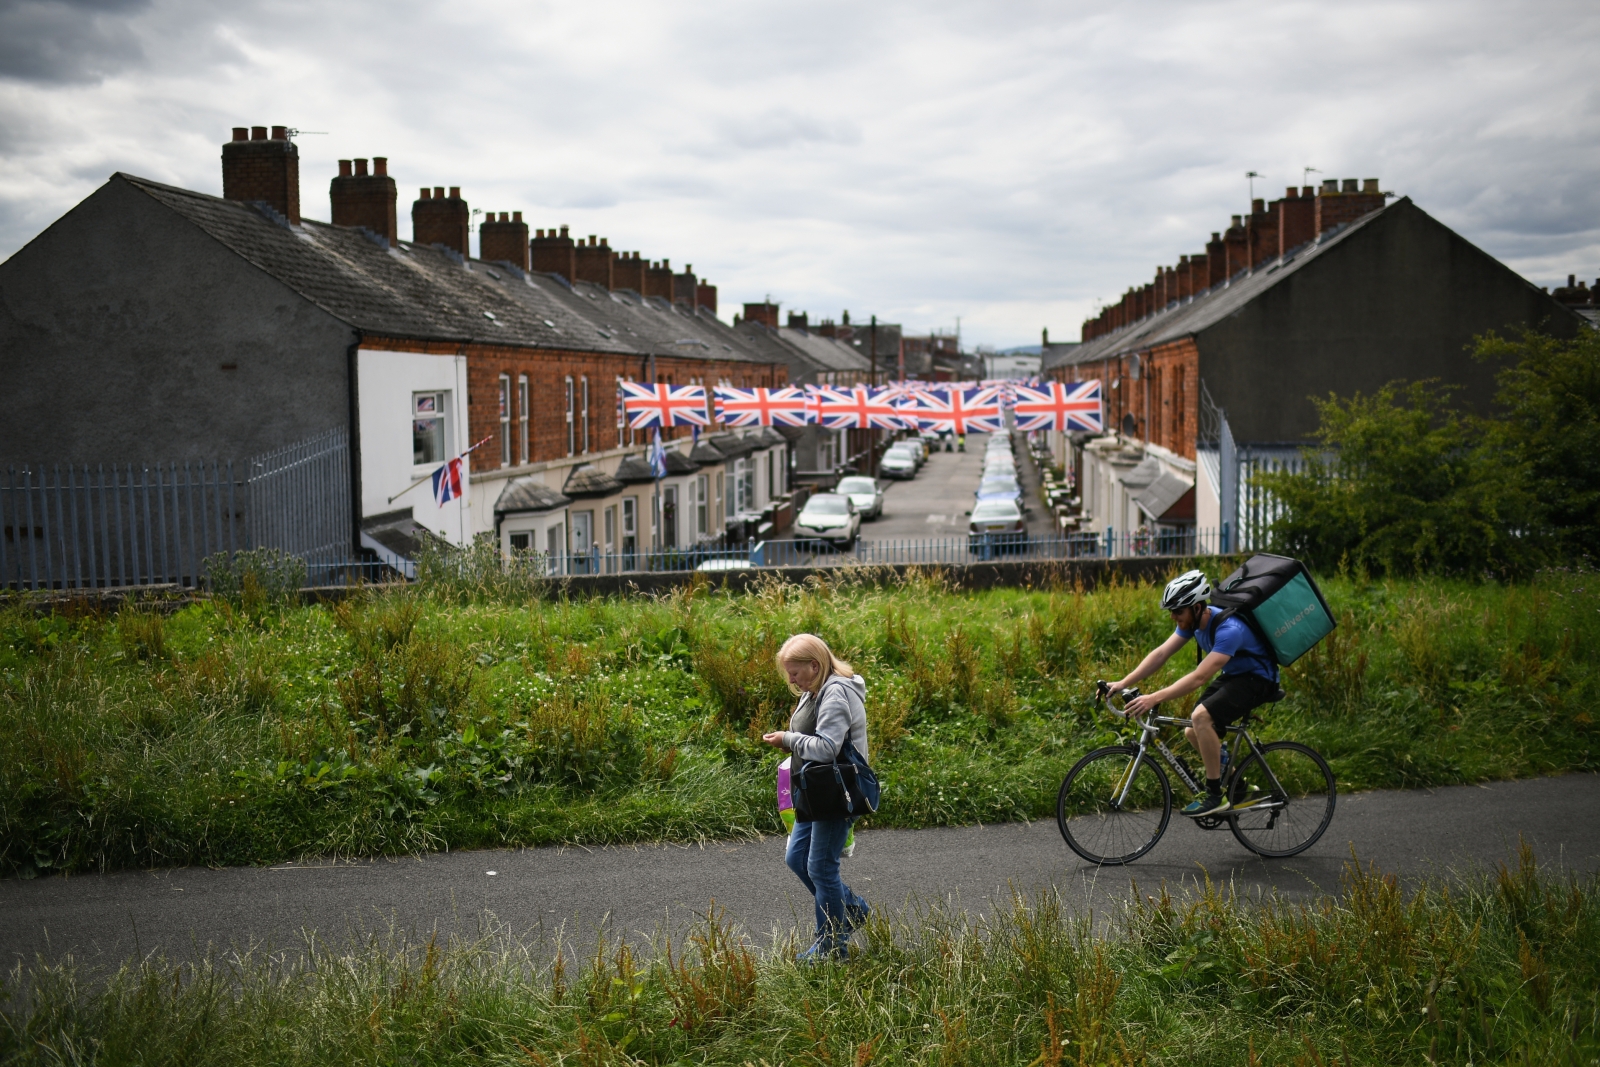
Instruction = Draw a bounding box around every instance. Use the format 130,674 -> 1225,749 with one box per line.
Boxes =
1177,611 -> 1279,682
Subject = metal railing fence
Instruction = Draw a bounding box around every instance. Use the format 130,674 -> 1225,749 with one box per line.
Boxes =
507,528 -> 1231,576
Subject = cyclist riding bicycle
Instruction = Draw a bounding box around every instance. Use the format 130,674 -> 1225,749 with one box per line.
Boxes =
1107,569 -> 1282,818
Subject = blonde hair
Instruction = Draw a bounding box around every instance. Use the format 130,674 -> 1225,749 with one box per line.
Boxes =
775,633 -> 854,695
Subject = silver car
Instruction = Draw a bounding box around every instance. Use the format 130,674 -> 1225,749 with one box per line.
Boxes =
795,492 -> 861,547
836,475 -> 884,520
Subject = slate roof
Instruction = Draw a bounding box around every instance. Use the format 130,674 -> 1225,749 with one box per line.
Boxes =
1044,201 -> 1399,371
494,479 -> 571,515
117,173 -> 785,368
613,455 -> 658,484
562,463 -> 625,498
689,438 -> 727,464
662,449 -> 700,475
778,326 -> 873,373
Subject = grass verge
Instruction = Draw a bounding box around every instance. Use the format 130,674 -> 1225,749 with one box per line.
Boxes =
3,847 -> 1595,1064
1,567 -> 1595,875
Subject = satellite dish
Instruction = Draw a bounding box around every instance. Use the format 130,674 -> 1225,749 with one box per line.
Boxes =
1121,412 -> 1138,437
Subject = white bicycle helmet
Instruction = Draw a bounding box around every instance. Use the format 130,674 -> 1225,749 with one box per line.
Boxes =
1159,569 -> 1211,612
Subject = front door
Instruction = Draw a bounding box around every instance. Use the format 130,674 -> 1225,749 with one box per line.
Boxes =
571,510 -> 594,573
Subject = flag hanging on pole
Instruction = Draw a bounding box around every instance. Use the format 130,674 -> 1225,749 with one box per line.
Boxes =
649,428 -> 669,478
428,434 -> 492,507
620,382 -> 711,428
1012,380 -> 1103,433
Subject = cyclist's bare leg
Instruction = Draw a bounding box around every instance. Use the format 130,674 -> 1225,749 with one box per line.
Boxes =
1184,705 -> 1223,779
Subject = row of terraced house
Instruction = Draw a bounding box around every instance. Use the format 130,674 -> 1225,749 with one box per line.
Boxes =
0,125 -> 919,585
1041,177 -> 1591,553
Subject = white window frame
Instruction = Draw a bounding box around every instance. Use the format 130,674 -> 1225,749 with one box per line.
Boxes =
581,375 -> 590,454
498,373 -> 511,467
518,374 -> 529,464
565,376 -> 575,457
696,473 -> 708,537
412,390 -> 450,468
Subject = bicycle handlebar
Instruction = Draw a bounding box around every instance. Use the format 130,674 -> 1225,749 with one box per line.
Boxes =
1093,680 -> 1146,718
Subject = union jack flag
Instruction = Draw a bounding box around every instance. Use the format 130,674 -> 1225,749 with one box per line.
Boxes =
620,382 -> 710,429
900,386 -> 1004,434
816,385 -> 908,430
432,456 -> 464,506
713,386 -> 810,427
1012,380 -> 1103,433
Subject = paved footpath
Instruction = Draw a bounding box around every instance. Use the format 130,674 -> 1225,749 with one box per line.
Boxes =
3,775 -> 1596,968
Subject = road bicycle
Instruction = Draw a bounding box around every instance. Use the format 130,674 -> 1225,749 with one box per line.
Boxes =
1055,682 -> 1336,865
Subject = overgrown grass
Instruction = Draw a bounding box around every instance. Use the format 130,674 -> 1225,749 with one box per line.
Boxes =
1,567 -> 1596,876
3,849 -> 1595,1064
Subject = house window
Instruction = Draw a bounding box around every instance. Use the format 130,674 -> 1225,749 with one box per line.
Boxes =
510,531 -> 530,553
742,460 -> 755,514
615,376 -> 628,447
581,375 -> 590,454
518,375 -> 529,464
413,391 -> 447,465
766,451 -> 776,502
721,468 -> 731,522
546,524 -> 564,575
696,474 -> 708,537
499,374 -> 511,467
565,376 -> 575,456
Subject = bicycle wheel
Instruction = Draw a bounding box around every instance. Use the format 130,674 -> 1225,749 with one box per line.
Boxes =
1056,745 -> 1172,865
1227,741 -> 1336,858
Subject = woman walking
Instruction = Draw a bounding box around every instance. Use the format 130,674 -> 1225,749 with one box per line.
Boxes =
762,633 -> 872,961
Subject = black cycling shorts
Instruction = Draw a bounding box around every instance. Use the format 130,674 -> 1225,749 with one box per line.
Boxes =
1194,673 -> 1280,736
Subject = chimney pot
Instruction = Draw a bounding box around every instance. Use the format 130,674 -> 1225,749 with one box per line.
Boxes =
448,186 -> 460,199
512,211 -> 522,222
232,127 -> 248,141
499,211 -> 508,222
339,159 -> 352,177
373,157 -> 387,176
588,235 -> 597,246
1321,179 -> 1338,194
1211,232 -> 1220,241
434,186 -> 445,199
560,225 -> 569,237
251,126 -> 267,141
271,125 -> 288,141
1342,178 -> 1358,193
1286,187 -> 1297,198
1302,186 -> 1314,198
419,187 -> 430,199
536,228 -> 544,238
1570,274 -> 1577,287
1362,178 -> 1379,194
1231,215 -> 1242,226
354,158 -> 368,177
1252,199 -> 1264,213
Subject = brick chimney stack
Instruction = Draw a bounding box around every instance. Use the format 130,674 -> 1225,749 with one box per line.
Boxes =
1314,177 -> 1386,235
696,281 -> 718,314
412,185 -> 469,254
672,264 -> 698,306
1276,186 -> 1316,255
1246,198 -> 1278,269
743,301 -> 779,329
613,251 -> 646,292
574,235 -> 615,288
479,211 -> 529,269
644,259 -> 674,299
787,310 -> 809,330
1223,216 -> 1250,278
531,225 -> 576,282
222,125 -> 300,224
328,157 -> 397,245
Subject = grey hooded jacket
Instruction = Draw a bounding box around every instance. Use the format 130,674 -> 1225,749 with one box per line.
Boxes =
782,673 -> 869,765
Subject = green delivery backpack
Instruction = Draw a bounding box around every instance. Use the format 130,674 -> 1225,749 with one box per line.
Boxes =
1207,554 -> 1336,666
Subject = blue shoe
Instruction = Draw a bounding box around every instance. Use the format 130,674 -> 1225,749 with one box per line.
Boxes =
1181,794 -> 1231,818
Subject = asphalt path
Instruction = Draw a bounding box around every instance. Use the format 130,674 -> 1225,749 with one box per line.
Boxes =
4,774 -> 1596,970
871,431 -> 1048,541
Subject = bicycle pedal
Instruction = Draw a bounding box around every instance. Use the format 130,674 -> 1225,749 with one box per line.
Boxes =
1193,815 -> 1227,830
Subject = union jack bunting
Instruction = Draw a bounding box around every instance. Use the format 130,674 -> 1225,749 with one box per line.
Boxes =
713,386 -> 810,427
816,385 -> 908,430
620,381 -> 711,428
901,387 -> 1004,434
1012,379 -> 1103,433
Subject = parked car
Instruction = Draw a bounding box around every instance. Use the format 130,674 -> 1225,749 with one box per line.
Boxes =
879,448 -> 918,479
795,493 -> 861,547
836,475 -> 884,520
983,459 -> 1017,479
968,499 -> 1026,552
975,475 -> 1023,506
889,439 -> 926,467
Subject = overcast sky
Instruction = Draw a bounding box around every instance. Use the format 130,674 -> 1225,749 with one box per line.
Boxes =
1,0 -> 1596,349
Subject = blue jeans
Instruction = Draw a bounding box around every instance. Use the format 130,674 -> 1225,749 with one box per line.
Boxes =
786,817 -> 866,948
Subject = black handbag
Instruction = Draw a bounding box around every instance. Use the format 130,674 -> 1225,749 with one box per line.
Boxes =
793,741 -> 881,823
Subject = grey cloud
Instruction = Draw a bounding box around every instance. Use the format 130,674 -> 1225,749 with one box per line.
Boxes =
0,0 -> 152,83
